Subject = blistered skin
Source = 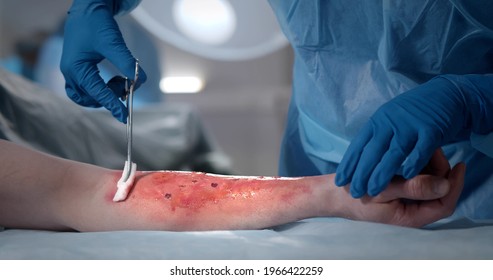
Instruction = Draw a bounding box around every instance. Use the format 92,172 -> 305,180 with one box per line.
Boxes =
106,171 -> 322,231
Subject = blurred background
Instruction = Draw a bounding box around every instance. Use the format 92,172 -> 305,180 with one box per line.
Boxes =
0,0 -> 294,176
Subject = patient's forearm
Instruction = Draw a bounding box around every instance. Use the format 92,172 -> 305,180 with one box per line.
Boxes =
0,140 -> 335,231
0,140 -> 103,230
0,140 -> 462,231
72,171 -> 335,231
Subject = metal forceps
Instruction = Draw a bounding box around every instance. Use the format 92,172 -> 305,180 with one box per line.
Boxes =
121,60 -> 139,183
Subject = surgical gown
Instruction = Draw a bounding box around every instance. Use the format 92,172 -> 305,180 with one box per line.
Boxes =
268,0 -> 493,219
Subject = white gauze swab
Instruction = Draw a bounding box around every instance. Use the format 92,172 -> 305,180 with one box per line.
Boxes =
113,161 -> 137,202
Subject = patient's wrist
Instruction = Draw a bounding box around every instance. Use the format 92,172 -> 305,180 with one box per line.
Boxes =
317,174 -> 348,218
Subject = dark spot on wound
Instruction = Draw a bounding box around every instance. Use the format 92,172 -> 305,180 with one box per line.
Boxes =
164,193 -> 172,199
179,184 -> 186,188
192,180 -> 197,183
211,183 -> 218,188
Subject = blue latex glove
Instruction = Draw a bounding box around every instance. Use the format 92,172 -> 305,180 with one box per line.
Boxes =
335,74 -> 493,198
60,0 -> 146,123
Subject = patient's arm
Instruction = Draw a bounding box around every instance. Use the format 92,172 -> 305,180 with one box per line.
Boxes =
0,140 -> 464,231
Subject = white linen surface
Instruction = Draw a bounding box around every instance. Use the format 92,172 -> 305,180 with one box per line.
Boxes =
1,218 -> 492,259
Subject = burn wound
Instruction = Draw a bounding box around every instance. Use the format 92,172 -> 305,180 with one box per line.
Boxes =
130,171 -> 309,213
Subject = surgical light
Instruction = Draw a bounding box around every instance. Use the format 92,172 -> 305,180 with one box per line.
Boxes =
172,0 -> 236,45
131,0 -> 288,61
160,76 -> 204,94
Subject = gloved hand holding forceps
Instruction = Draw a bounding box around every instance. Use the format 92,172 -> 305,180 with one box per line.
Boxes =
60,0 -> 146,123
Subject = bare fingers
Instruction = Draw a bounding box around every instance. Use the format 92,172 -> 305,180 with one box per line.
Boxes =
372,148 -> 451,202
420,148 -> 450,177
373,175 -> 450,202
391,163 -> 466,228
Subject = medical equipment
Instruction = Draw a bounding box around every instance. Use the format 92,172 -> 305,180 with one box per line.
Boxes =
131,0 -> 288,61
114,60 -> 140,202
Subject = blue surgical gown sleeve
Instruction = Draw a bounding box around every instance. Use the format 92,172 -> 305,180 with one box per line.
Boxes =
268,0 -> 493,219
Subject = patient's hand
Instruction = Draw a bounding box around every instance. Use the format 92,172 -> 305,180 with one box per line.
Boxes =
335,149 -> 465,227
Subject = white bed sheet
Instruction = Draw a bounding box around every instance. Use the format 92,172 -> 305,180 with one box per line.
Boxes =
1,218 -> 492,259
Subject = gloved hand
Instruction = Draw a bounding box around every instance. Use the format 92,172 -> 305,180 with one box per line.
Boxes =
335,74 -> 493,198
60,0 -> 147,123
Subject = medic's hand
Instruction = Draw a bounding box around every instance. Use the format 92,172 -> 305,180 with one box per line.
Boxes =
335,74 -> 493,198
337,149 -> 465,228
60,0 -> 147,123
